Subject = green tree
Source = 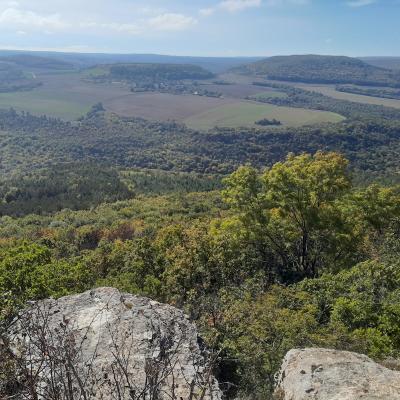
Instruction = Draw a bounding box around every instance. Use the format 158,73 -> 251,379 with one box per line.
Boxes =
214,285 -> 319,398
219,152 -> 400,282
0,243 -> 92,320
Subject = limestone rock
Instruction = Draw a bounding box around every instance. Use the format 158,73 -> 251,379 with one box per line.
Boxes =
275,348 -> 400,400
9,287 -> 221,400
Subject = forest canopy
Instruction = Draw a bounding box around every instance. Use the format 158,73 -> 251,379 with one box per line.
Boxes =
107,63 -> 214,82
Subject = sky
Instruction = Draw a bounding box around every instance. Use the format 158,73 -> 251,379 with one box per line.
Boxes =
0,0 -> 398,57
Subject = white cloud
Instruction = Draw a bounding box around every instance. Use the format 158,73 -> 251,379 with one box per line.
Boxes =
0,3 -> 197,36
136,6 -> 166,16
148,13 -> 197,32
0,6 -> 68,30
266,0 -> 310,4
201,0 -> 309,16
0,0 -> 20,7
199,8 -> 215,16
79,14 -> 198,36
80,21 -> 142,35
346,0 -> 376,7
219,0 -> 262,12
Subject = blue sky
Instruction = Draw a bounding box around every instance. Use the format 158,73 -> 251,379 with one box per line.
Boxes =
0,0 -> 398,56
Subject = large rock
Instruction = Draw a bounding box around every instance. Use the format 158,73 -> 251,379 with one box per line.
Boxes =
275,348 -> 400,400
8,287 -> 222,400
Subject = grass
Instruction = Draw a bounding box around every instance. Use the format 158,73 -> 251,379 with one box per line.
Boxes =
184,101 -> 345,130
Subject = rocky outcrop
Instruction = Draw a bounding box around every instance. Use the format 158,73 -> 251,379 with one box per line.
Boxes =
275,348 -> 400,400
8,287 -> 221,400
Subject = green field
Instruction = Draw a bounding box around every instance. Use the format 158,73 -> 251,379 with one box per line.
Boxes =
184,101 -> 345,130
0,91 -> 92,120
0,72 -> 131,120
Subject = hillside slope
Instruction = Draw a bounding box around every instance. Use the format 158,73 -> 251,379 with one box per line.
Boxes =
0,54 -> 74,70
234,54 -> 400,87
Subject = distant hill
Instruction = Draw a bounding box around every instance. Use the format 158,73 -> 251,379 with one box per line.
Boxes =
234,54 -> 400,87
0,54 -> 74,70
360,57 -> 400,71
0,50 -> 263,73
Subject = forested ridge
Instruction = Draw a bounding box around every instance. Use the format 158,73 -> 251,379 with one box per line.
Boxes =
108,63 -> 215,81
235,54 -> 400,87
0,54 -> 74,70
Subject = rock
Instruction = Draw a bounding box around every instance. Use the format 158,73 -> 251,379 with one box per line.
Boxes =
275,348 -> 400,400
8,287 -> 221,400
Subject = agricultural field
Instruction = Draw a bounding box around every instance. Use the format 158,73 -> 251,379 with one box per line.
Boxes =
0,72 -> 130,120
184,101 -> 344,130
294,83 -> 400,109
0,68 -> 345,129
0,90 -> 91,120
103,92 -> 238,121
103,91 -> 343,129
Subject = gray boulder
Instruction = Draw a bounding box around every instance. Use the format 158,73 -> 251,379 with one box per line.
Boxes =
8,287 -> 221,400
275,348 -> 400,400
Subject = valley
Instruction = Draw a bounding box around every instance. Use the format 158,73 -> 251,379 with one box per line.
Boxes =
2,50 -> 400,400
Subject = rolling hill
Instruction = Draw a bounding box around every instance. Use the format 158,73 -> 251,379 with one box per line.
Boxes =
0,54 -> 74,70
234,54 -> 400,87
361,56 -> 400,70
0,50 -> 263,73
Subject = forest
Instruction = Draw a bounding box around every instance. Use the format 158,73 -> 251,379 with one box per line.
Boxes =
1,105 -> 400,184
236,55 -> 400,87
2,152 -> 400,399
100,63 -> 214,84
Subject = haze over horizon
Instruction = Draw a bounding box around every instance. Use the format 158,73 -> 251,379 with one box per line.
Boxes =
0,0 -> 399,57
